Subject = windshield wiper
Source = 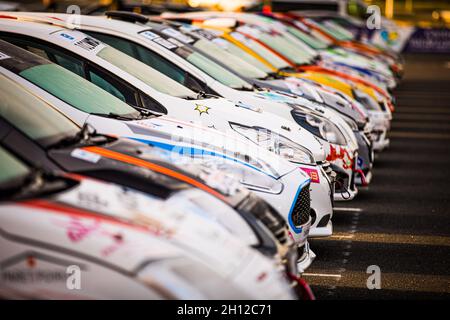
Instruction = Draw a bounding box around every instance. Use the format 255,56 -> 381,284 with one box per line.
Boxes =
90,112 -> 140,121
131,106 -> 161,119
178,94 -> 199,100
47,123 -> 93,150
196,91 -> 222,99
0,168 -> 74,200
232,86 -> 254,92
279,66 -> 297,73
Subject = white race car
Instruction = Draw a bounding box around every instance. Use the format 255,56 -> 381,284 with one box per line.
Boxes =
0,18 -> 335,240
0,41 -> 327,271
25,12 -> 355,204
0,146 -> 295,299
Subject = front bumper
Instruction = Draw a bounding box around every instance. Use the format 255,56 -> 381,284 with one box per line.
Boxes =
355,130 -> 374,186
368,111 -> 391,152
297,241 -> 316,274
256,169 -> 311,247
372,130 -> 390,151
300,164 -> 334,238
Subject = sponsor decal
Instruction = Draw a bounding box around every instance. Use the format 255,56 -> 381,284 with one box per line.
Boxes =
1,252 -> 85,285
357,156 -> 364,167
56,217 -> 101,243
326,145 -> 354,170
194,104 -> 210,116
161,28 -> 194,44
300,167 -> 320,183
140,30 -> 160,40
59,32 -> 76,42
71,148 -> 101,163
192,29 -> 217,41
74,37 -> 101,52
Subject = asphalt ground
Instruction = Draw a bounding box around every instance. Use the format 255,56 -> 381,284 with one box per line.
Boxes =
303,53 -> 450,299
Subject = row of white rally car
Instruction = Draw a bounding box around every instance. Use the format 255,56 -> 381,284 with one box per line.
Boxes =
0,9 -> 401,299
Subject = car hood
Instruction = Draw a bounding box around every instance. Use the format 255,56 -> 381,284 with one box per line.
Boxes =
186,97 -> 327,162
0,177 -> 265,278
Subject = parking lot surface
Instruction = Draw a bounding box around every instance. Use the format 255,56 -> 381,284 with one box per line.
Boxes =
304,53 -> 450,299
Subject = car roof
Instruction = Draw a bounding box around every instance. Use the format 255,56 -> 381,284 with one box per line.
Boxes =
0,11 -> 151,34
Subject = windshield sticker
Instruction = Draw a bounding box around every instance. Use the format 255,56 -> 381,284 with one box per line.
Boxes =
140,30 -> 160,41
0,51 -> 10,60
191,30 -> 217,40
59,32 -> 76,42
161,28 -> 194,44
152,37 -> 178,50
74,37 -> 105,53
71,148 -> 101,163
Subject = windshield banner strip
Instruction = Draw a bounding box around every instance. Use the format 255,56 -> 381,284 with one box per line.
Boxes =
81,146 -> 227,202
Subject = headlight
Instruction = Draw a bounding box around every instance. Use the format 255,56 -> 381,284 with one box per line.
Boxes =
136,143 -> 282,195
352,89 -> 382,112
148,147 -> 284,195
184,156 -> 283,195
292,111 -> 347,145
229,122 -> 315,165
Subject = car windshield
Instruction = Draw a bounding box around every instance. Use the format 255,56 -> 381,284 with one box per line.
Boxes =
16,63 -> 140,118
287,26 -> 329,50
0,146 -> 31,188
309,19 -> 352,41
97,46 -> 197,99
172,44 -> 253,90
192,38 -> 269,80
0,74 -> 80,147
229,31 -> 290,70
322,20 -> 355,41
211,37 -> 273,74
241,26 -> 314,65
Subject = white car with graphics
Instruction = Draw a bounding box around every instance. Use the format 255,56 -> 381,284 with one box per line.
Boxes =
44,13 -> 356,202
0,17 -> 335,240
0,146 -> 295,299
0,42 -> 327,273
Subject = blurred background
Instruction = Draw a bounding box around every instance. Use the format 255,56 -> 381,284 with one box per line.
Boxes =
2,1 -> 449,53
3,1 -> 450,27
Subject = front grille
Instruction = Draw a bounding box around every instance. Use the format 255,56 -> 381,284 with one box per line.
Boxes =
291,183 -> 311,227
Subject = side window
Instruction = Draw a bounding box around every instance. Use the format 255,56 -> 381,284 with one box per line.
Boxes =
81,31 -> 206,93
83,31 -> 136,57
0,34 -> 85,77
85,31 -> 185,85
134,45 -> 186,84
184,73 -> 206,92
51,53 -> 85,77
86,64 -> 138,106
140,92 -> 167,115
